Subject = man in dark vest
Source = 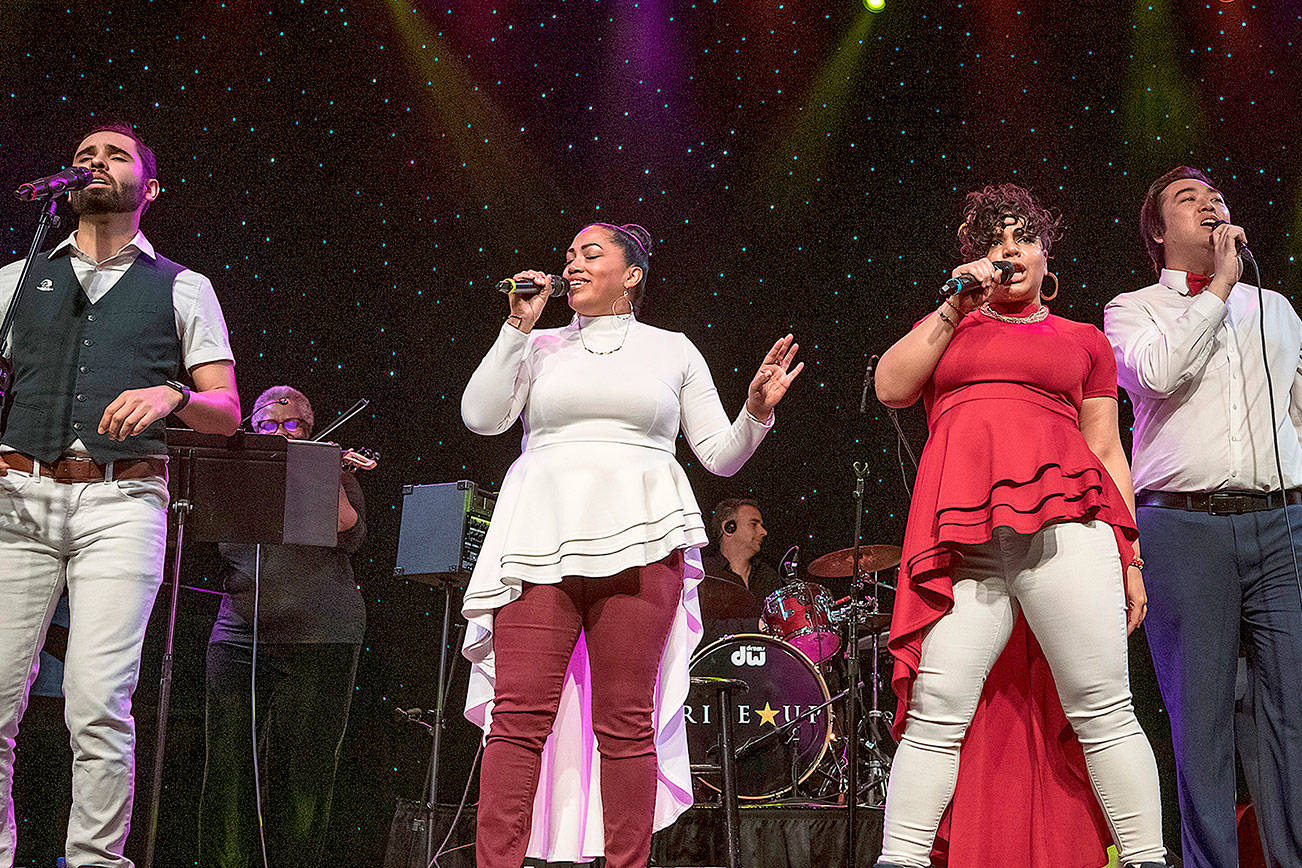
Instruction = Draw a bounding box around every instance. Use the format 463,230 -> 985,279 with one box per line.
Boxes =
0,122 -> 240,868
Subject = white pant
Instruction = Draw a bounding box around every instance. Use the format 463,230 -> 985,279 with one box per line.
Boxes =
879,520 -> 1165,867
0,467 -> 169,868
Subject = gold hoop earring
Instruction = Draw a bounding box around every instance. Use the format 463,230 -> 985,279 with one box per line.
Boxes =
612,290 -> 634,320
1040,272 -> 1059,301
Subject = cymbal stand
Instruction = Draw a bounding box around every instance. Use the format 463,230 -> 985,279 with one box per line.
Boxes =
785,728 -> 801,794
844,461 -> 868,863
860,587 -> 894,806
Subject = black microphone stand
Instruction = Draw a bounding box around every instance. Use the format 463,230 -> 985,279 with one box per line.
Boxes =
0,196 -> 61,401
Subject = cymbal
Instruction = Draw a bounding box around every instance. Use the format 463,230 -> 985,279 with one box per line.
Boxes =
807,545 -> 903,578
697,574 -> 762,619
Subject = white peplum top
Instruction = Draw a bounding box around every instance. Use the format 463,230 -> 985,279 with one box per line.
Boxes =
460,312 -> 772,861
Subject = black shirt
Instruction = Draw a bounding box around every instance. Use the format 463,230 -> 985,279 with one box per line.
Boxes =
210,472 -> 367,645
698,551 -> 784,646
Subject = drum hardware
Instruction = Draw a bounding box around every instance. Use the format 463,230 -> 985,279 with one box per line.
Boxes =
778,544 -> 800,582
829,595 -> 893,632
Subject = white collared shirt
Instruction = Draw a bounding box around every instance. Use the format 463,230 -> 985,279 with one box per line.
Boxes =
1104,268 -> 1302,493
0,230 -> 234,455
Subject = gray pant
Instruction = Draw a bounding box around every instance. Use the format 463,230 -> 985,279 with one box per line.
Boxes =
880,520 -> 1165,866
1139,504 -> 1302,868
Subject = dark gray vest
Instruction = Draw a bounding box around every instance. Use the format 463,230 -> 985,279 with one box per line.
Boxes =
4,250 -> 184,463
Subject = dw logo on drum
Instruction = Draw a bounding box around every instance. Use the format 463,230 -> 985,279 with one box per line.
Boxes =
729,645 -> 767,667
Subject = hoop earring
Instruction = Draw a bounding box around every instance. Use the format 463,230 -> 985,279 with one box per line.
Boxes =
613,289 -> 634,320
1040,272 -> 1059,301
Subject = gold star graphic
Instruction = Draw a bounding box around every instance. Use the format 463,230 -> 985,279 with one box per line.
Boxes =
755,702 -> 780,727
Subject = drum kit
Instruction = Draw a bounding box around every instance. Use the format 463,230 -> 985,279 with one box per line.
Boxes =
686,541 -> 903,806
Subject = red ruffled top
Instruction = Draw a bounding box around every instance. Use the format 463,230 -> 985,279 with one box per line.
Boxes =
886,304 -> 1137,868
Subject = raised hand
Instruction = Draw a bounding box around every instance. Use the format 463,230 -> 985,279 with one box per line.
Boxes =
946,257 -> 1002,314
1208,221 -> 1247,292
506,269 -> 554,332
746,334 -> 804,423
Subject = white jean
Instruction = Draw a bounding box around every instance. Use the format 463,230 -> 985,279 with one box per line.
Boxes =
879,520 -> 1165,867
0,467 -> 169,868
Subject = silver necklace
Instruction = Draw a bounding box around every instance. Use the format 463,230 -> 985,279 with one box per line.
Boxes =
979,302 -> 1049,324
577,315 -> 631,355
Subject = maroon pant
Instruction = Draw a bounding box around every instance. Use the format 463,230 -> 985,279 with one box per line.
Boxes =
475,552 -> 685,868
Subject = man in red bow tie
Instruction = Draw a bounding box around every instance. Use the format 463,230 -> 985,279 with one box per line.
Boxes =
1104,166 -> 1302,868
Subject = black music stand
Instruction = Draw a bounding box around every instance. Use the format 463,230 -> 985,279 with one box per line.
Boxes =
142,430 -> 340,868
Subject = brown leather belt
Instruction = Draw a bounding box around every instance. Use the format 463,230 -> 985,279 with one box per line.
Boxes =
1135,488 -> 1302,515
2,452 -> 167,483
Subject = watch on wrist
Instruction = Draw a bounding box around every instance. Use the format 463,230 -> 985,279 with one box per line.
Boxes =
164,379 -> 192,411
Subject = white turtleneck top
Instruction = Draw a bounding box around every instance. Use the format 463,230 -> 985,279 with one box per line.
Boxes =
459,313 -> 773,861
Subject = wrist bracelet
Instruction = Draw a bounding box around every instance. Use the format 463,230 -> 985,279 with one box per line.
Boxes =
506,314 -> 524,330
937,304 -> 958,327
1128,556 -> 1145,571
164,379 -> 191,411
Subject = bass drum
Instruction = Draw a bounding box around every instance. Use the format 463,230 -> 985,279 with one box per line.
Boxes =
686,634 -> 832,800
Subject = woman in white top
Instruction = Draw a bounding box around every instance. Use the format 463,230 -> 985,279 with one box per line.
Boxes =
461,223 -> 802,868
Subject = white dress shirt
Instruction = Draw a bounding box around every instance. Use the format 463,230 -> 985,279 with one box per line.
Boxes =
0,230 -> 234,454
1104,268 -> 1302,493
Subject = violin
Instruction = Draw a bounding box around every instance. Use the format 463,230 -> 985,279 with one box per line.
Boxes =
342,446 -> 379,472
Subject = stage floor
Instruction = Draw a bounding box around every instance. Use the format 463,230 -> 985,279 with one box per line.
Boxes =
651,803 -> 884,868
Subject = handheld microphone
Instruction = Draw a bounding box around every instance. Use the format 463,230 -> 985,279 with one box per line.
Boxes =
496,275 -> 569,298
940,260 -> 1014,295
14,167 -> 95,201
1206,219 -> 1255,264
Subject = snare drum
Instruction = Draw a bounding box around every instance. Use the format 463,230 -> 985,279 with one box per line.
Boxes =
760,581 -> 841,663
686,634 -> 833,799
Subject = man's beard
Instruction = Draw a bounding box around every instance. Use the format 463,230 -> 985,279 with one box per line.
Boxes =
69,176 -> 147,215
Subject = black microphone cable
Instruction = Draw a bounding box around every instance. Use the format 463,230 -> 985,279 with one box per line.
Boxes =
429,733 -> 483,868
861,352 -> 920,498
1246,254 -> 1302,611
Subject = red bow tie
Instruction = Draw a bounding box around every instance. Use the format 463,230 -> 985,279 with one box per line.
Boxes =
1186,272 -> 1212,295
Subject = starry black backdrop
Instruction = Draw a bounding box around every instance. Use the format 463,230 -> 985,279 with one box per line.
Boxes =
2,1 -> 1301,864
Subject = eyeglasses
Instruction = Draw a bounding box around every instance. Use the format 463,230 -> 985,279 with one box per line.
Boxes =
253,418 -> 308,434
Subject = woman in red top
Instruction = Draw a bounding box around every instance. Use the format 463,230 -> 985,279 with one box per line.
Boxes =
872,184 -> 1166,868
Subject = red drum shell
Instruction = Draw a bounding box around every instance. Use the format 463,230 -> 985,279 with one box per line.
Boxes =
760,581 -> 842,663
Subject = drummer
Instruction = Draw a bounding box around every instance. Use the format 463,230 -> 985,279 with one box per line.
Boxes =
699,498 -> 784,643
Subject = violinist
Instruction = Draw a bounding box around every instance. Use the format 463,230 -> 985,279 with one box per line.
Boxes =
198,385 -> 367,868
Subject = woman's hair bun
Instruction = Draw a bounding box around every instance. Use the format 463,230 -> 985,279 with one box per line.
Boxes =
620,223 -> 653,257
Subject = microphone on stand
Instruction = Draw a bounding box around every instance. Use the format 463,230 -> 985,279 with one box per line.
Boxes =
14,167 -> 95,201
781,545 -> 800,583
940,260 -> 1014,295
860,354 -> 879,414
239,397 -> 290,430
496,275 -> 570,298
